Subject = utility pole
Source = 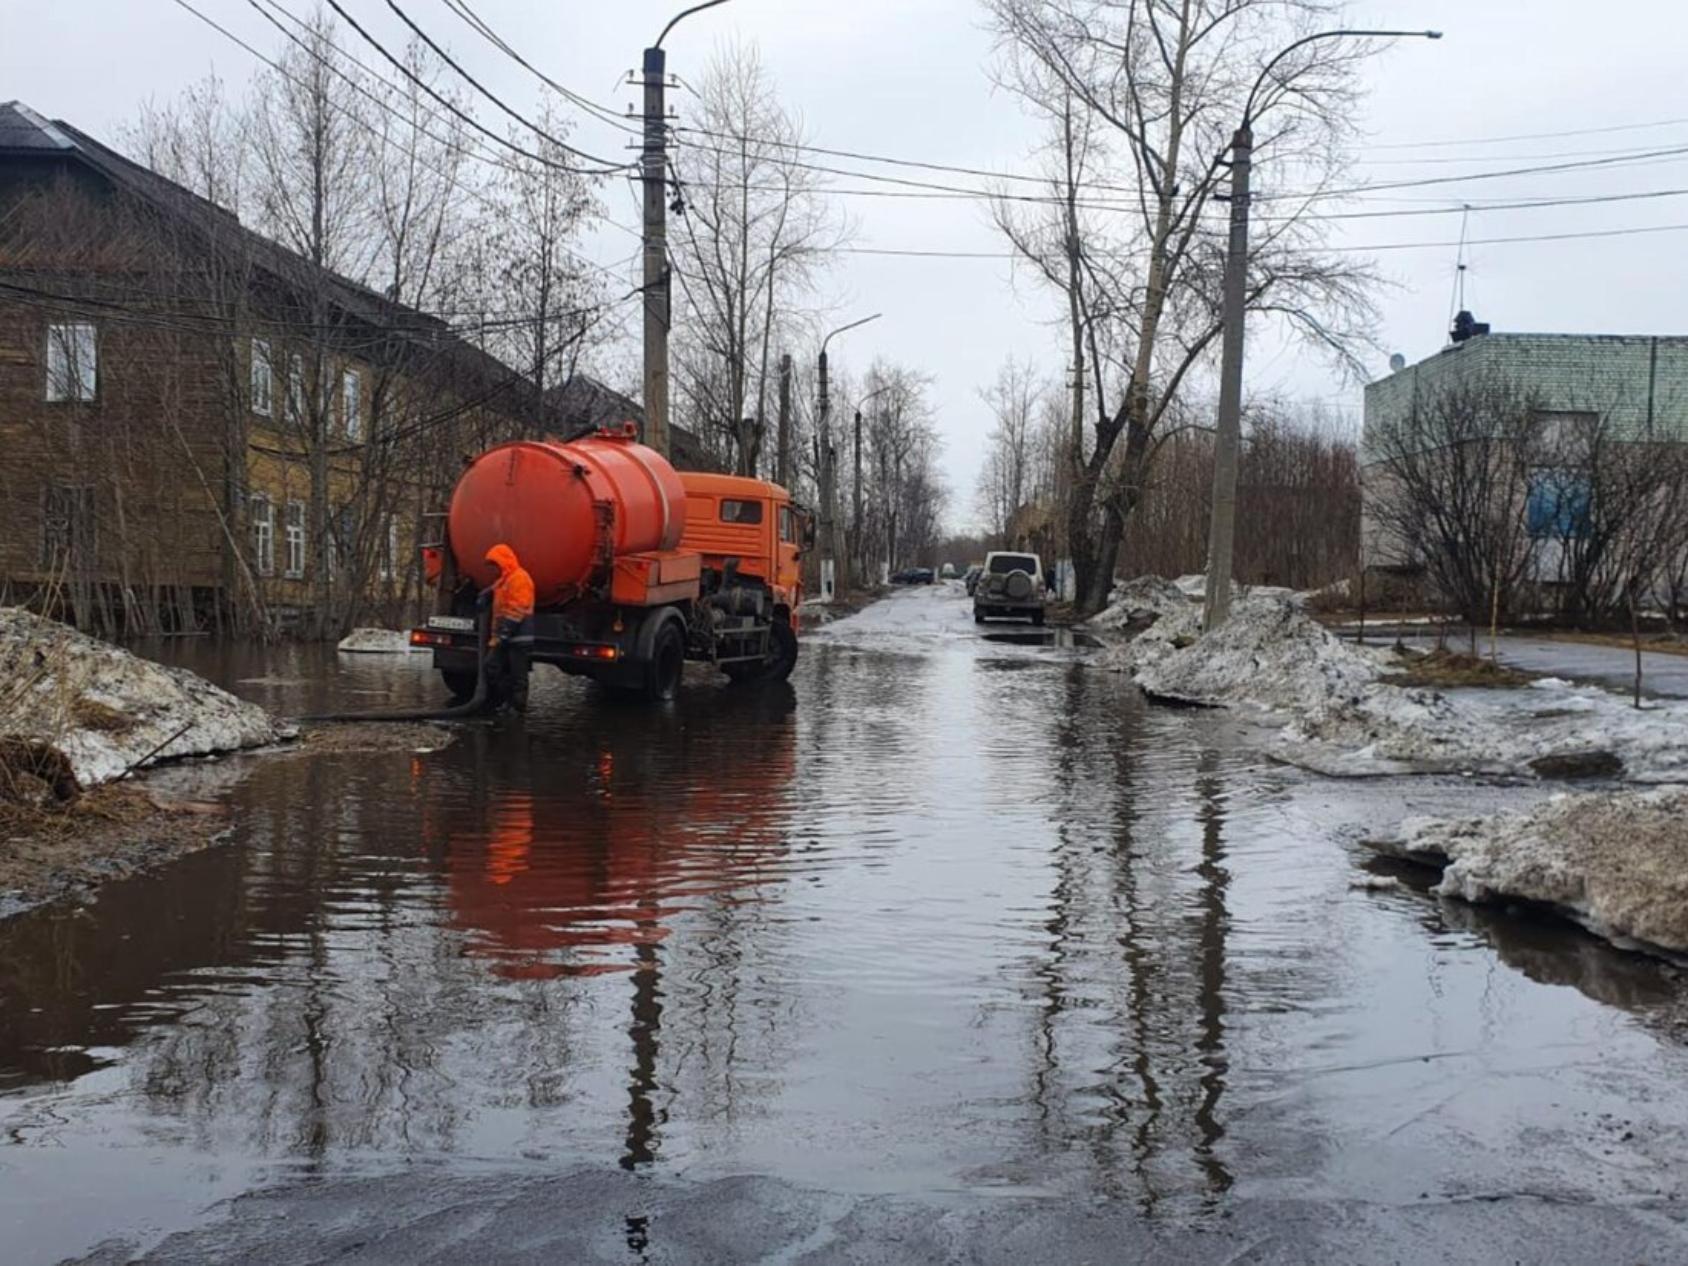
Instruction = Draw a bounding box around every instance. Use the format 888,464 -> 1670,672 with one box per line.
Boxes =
775,352 -> 792,488
639,43 -> 670,458
1202,27 -> 1441,631
1201,123 -> 1252,632
817,347 -> 844,597
852,408 -> 863,583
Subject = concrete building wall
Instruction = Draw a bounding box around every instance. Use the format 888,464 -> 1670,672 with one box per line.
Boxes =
1361,333 -> 1688,568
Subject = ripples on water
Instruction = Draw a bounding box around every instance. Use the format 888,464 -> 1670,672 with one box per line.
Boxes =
3,606 -> 1687,1260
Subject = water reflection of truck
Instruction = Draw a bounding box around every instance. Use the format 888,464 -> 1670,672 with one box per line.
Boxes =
410,424 -> 813,703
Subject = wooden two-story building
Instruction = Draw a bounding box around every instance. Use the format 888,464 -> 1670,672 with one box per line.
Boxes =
0,99 -> 610,638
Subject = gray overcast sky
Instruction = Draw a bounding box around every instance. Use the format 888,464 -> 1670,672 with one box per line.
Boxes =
7,1 -> 1688,530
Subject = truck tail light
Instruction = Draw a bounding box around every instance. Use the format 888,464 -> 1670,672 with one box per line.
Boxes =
571,644 -> 619,661
410,629 -> 449,648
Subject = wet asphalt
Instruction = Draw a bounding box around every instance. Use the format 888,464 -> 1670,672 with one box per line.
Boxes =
4,584 -> 1687,1264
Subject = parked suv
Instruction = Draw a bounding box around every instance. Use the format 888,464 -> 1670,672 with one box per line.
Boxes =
973,551 -> 1046,624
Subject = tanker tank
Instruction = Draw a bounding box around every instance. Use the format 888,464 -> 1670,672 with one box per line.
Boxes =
447,425 -> 686,605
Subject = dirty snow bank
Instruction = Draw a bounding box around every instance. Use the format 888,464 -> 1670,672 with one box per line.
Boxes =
1089,580 -> 1688,780
0,608 -> 284,785
336,627 -> 424,654
1378,789 -> 1688,955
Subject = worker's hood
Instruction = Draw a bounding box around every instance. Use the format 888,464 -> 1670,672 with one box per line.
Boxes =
485,544 -> 521,577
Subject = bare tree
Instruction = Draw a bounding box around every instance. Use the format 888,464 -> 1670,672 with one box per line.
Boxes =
987,0 -> 1381,613
670,40 -> 843,477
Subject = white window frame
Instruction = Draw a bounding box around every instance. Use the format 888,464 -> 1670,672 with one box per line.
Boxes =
45,321 -> 97,402
250,494 -> 275,577
341,369 -> 362,441
286,354 -> 305,426
284,499 -> 307,579
378,516 -> 399,582
250,338 -> 273,416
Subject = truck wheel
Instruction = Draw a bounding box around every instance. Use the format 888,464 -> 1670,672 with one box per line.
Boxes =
441,668 -> 478,702
644,620 -> 685,702
725,619 -> 798,685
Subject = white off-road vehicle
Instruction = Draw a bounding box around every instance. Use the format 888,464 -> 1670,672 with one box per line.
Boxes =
973,551 -> 1047,624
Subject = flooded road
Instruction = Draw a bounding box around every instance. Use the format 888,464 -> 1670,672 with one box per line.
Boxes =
4,585 -> 1688,1262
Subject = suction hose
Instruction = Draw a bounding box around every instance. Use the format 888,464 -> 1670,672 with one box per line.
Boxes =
299,613 -> 496,723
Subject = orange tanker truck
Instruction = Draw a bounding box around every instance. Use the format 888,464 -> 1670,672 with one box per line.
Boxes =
409,423 -> 812,705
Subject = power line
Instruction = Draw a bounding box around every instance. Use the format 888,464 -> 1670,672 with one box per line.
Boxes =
441,0 -> 638,137
836,219 -> 1688,260
166,0 -> 642,280
1371,115 -> 1688,151
319,0 -> 628,177
380,0 -> 628,172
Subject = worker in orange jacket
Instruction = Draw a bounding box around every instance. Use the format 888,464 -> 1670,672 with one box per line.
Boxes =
480,543 -> 535,712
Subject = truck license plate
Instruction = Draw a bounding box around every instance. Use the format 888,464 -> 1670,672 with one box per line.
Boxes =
426,615 -> 476,633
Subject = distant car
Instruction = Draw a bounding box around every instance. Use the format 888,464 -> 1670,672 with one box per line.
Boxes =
973,551 -> 1046,624
939,562 -> 957,580
963,563 -> 984,596
891,567 -> 935,585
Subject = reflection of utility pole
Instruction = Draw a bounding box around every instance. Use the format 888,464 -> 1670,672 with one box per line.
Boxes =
620,936 -> 663,1170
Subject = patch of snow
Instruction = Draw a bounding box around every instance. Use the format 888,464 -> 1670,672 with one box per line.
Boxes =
1091,580 -> 1688,783
0,608 -> 285,786
1387,789 -> 1688,956
336,627 -> 424,654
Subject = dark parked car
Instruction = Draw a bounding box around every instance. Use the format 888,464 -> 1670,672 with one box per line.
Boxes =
892,567 -> 936,585
963,563 -> 984,596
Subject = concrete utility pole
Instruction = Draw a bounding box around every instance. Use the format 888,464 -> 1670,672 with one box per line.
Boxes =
642,2 -> 732,459
1202,27 -> 1442,631
775,352 -> 792,488
852,408 -> 863,582
639,44 -> 670,458
1200,123 -> 1253,632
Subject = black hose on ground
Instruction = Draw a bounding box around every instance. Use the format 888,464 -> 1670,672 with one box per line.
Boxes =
298,613 -> 496,723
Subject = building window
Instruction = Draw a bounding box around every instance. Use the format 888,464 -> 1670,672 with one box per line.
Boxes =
341,370 -> 362,441
250,494 -> 275,576
284,500 -> 307,578
286,354 -> 305,426
45,322 -> 97,401
40,484 -> 96,568
251,339 -> 273,416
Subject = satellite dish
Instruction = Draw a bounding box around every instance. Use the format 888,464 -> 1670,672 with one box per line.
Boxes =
1388,352 -> 1407,373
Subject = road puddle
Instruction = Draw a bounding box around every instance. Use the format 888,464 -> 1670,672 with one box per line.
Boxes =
980,628 -> 1103,649
4,587 -> 1688,1262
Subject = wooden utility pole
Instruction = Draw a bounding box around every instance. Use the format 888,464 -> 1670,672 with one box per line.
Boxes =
640,45 -> 670,458
1202,124 -> 1252,631
775,352 -> 792,488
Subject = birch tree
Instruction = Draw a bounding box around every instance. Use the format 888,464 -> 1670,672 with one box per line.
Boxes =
987,0 -> 1381,613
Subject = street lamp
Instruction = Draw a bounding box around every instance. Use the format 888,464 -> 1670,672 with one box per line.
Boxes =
850,381 -> 894,582
640,1 -> 734,459
1201,28 -> 1442,631
817,314 -> 881,598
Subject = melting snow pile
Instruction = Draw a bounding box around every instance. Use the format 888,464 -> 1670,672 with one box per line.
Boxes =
1089,579 -> 1688,780
0,608 -> 283,786
336,627 -> 423,654
1380,789 -> 1688,955
1086,575 -> 1192,632
1131,595 -> 1379,711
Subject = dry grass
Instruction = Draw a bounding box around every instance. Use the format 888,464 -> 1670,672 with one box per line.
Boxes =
1383,649 -> 1534,689
71,695 -> 135,733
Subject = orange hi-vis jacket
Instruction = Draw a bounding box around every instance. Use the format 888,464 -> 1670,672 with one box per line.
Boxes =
485,544 -> 535,627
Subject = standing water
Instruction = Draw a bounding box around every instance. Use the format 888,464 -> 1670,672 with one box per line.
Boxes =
3,586 -> 1687,1262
